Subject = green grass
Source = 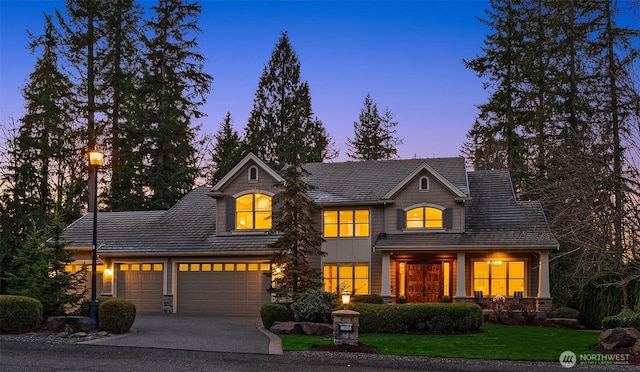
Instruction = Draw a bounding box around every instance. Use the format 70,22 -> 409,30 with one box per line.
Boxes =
280,323 -> 600,361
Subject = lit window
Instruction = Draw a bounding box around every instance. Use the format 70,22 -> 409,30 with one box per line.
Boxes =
406,207 -> 443,229
473,260 -> 525,296
236,193 -> 272,230
323,210 -> 369,237
323,263 -> 369,294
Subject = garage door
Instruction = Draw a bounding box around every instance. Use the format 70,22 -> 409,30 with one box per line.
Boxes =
116,263 -> 164,314
177,262 -> 272,316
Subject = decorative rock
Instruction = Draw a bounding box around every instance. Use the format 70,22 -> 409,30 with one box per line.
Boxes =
97,331 -> 109,337
46,316 -> 94,333
545,318 -> 582,329
632,340 -> 640,355
269,321 -> 303,335
301,322 -> 333,336
69,332 -> 88,338
599,327 -> 640,351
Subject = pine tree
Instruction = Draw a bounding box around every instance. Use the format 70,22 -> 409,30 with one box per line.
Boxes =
138,0 -> 213,209
268,164 -> 325,295
101,0 -> 145,211
210,112 -> 243,184
347,93 -> 402,160
245,31 -> 335,169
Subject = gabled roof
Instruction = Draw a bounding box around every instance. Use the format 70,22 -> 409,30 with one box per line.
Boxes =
212,153 -> 283,191
303,157 -> 469,204
375,170 -> 559,251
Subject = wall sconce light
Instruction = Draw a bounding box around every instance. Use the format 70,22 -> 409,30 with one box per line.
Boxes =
103,268 -> 113,276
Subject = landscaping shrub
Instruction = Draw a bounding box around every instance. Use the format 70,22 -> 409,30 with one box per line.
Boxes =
573,272 -> 625,329
549,306 -> 580,319
350,302 -> 482,334
98,298 -> 136,334
290,290 -> 337,323
260,303 -> 291,329
76,296 -> 116,318
351,294 -> 384,304
0,295 -> 43,334
601,308 -> 640,330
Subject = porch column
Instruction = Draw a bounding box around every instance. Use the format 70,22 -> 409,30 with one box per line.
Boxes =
538,251 -> 551,298
455,252 -> 466,299
380,252 -> 391,302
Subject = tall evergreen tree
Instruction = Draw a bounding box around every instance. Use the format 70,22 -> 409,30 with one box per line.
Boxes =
347,93 -> 402,160
209,112 -> 243,184
101,0 -> 145,211
0,15 -> 81,293
244,31 -> 335,169
138,0 -> 213,209
268,163 -> 325,295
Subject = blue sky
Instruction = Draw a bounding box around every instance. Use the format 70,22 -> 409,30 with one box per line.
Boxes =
0,0 -> 491,161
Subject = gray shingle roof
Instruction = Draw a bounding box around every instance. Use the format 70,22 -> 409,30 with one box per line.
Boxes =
375,170 -> 558,250
303,157 -> 469,203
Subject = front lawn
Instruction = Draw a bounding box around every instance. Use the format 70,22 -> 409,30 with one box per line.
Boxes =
280,323 -> 600,361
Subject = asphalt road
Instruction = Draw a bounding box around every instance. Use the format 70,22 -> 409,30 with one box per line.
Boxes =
0,340 -> 632,372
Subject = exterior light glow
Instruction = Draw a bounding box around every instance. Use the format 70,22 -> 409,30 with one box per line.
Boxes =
341,291 -> 351,310
89,151 -> 104,166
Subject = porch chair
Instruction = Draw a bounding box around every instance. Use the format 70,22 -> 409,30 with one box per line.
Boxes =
474,290 -> 487,308
512,291 -> 523,310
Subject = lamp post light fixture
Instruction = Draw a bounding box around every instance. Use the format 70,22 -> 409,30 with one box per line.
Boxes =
341,291 -> 351,310
88,150 -> 104,326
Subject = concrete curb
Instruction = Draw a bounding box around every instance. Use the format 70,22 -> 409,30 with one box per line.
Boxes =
255,320 -> 283,355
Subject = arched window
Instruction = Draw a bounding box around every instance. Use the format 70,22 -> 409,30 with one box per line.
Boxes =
419,176 -> 429,191
406,206 -> 443,228
248,166 -> 258,182
236,193 -> 271,229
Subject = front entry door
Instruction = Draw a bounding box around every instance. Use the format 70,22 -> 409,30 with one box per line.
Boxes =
406,262 -> 443,303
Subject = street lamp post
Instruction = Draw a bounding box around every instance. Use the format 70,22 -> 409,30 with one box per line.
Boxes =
88,150 -> 104,326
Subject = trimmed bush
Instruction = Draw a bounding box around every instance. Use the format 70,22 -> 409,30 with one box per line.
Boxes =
549,306 -> 580,319
350,302 -> 482,334
290,290 -> 337,323
99,298 -> 136,334
75,296 -> 116,318
0,295 -> 43,334
352,294 -> 384,304
260,303 -> 291,329
602,308 -> 640,330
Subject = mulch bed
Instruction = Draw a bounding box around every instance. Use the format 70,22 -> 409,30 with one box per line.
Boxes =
310,342 -> 377,353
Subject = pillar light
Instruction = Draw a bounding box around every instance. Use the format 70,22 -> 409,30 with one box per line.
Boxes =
341,292 -> 351,310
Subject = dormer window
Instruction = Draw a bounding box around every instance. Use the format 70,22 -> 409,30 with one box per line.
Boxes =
248,166 -> 258,182
236,192 -> 271,229
407,206 -> 443,228
419,176 -> 429,191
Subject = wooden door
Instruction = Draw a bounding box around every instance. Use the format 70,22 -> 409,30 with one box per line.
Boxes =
406,263 -> 425,303
405,262 -> 443,303
424,263 -> 443,303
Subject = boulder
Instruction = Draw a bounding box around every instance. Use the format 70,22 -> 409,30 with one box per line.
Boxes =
545,318 -> 582,329
46,316 -> 94,333
301,322 -> 333,336
269,321 -> 303,335
599,327 -> 640,351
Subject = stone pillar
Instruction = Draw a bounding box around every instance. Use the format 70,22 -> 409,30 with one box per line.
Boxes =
380,252 -> 391,302
332,309 -> 360,346
455,252 -> 466,300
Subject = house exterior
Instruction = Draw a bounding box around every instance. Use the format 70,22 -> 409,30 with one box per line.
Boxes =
61,153 -> 558,316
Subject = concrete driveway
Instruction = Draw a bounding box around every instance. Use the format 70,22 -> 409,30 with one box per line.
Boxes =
82,314 -> 282,355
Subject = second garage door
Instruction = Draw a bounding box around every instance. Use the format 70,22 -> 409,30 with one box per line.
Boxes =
116,263 -> 164,314
177,262 -> 271,316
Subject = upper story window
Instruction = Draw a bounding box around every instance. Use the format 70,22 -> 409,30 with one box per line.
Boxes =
236,192 -> 271,230
419,176 -> 429,191
406,206 -> 443,228
248,166 -> 258,182
323,209 -> 369,237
